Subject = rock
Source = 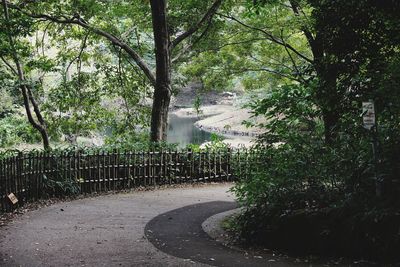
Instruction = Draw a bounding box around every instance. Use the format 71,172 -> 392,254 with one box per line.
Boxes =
222,91 -> 236,98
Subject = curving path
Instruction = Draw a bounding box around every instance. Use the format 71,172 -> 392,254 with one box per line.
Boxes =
0,185 -> 234,266
0,184 -> 332,267
146,201 -> 306,267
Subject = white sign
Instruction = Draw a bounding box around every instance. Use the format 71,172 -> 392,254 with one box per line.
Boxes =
7,193 -> 18,205
362,101 -> 375,130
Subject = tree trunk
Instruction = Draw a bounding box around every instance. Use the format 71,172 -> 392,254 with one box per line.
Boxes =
149,0 -> 171,142
2,0 -> 51,150
19,84 -> 51,150
322,108 -> 340,144
35,118 -> 50,149
316,64 -> 340,144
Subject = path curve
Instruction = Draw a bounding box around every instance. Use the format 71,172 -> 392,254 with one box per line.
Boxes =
145,201 -> 305,267
0,184 -> 339,267
0,184 -> 234,267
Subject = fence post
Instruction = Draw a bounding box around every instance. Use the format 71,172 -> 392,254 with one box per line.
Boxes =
17,152 -> 24,205
0,158 -> 6,212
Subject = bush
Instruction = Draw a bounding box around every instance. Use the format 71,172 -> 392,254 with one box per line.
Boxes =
232,82 -> 400,262
42,173 -> 81,197
0,115 -> 42,148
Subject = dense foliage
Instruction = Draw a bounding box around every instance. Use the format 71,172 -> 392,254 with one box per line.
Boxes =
1,0 -> 400,262
230,0 -> 400,262
0,0 -> 229,148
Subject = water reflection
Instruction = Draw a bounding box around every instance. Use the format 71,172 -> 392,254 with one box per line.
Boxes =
167,114 -> 211,148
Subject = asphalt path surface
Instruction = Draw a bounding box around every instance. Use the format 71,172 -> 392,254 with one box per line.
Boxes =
0,184 -> 234,267
145,201 -> 308,267
0,184 -> 341,267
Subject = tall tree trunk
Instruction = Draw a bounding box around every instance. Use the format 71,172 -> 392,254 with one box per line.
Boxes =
290,0 -> 342,144
316,64 -> 340,144
149,0 -> 171,142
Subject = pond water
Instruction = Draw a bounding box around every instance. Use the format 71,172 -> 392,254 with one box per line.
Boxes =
167,113 -> 211,148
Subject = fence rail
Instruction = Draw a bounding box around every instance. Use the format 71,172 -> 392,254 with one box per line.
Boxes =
0,149 -> 265,212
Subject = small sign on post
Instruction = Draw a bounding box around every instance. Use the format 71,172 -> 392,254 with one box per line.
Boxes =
7,193 -> 18,205
362,100 -> 382,197
362,101 -> 376,130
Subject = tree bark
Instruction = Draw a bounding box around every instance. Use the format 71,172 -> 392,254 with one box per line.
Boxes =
149,0 -> 171,142
315,63 -> 340,144
290,0 -> 341,144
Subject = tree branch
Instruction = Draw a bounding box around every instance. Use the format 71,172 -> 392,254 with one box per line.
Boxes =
41,21 -> 52,57
194,38 -> 270,55
211,66 -> 300,82
280,29 -> 306,83
66,31 -> 89,75
288,0 -> 320,58
170,0 -> 223,50
9,4 -> 157,86
172,19 -> 231,64
0,55 -> 18,75
247,54 -> 296,73
218,13 -> 314,64
235,67 -> 301,82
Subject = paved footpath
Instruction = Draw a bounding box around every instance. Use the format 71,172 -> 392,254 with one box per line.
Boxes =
146,201 -> 306,267
0,184 -> 320,267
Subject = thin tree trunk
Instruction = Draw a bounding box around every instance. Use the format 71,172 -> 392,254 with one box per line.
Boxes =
2,0 -> 50,150
149,0 -> 171,142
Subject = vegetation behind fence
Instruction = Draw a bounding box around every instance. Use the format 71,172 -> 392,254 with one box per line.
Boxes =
0,148 -> 264,212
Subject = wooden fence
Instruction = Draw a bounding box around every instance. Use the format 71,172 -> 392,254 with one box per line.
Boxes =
0,149 -> 265,212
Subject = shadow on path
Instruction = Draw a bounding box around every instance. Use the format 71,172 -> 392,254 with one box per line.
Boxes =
145,201 -> 304,267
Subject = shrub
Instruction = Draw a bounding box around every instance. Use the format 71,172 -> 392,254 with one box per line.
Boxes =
0,115 -> 42,148
232,82 -> 400,262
